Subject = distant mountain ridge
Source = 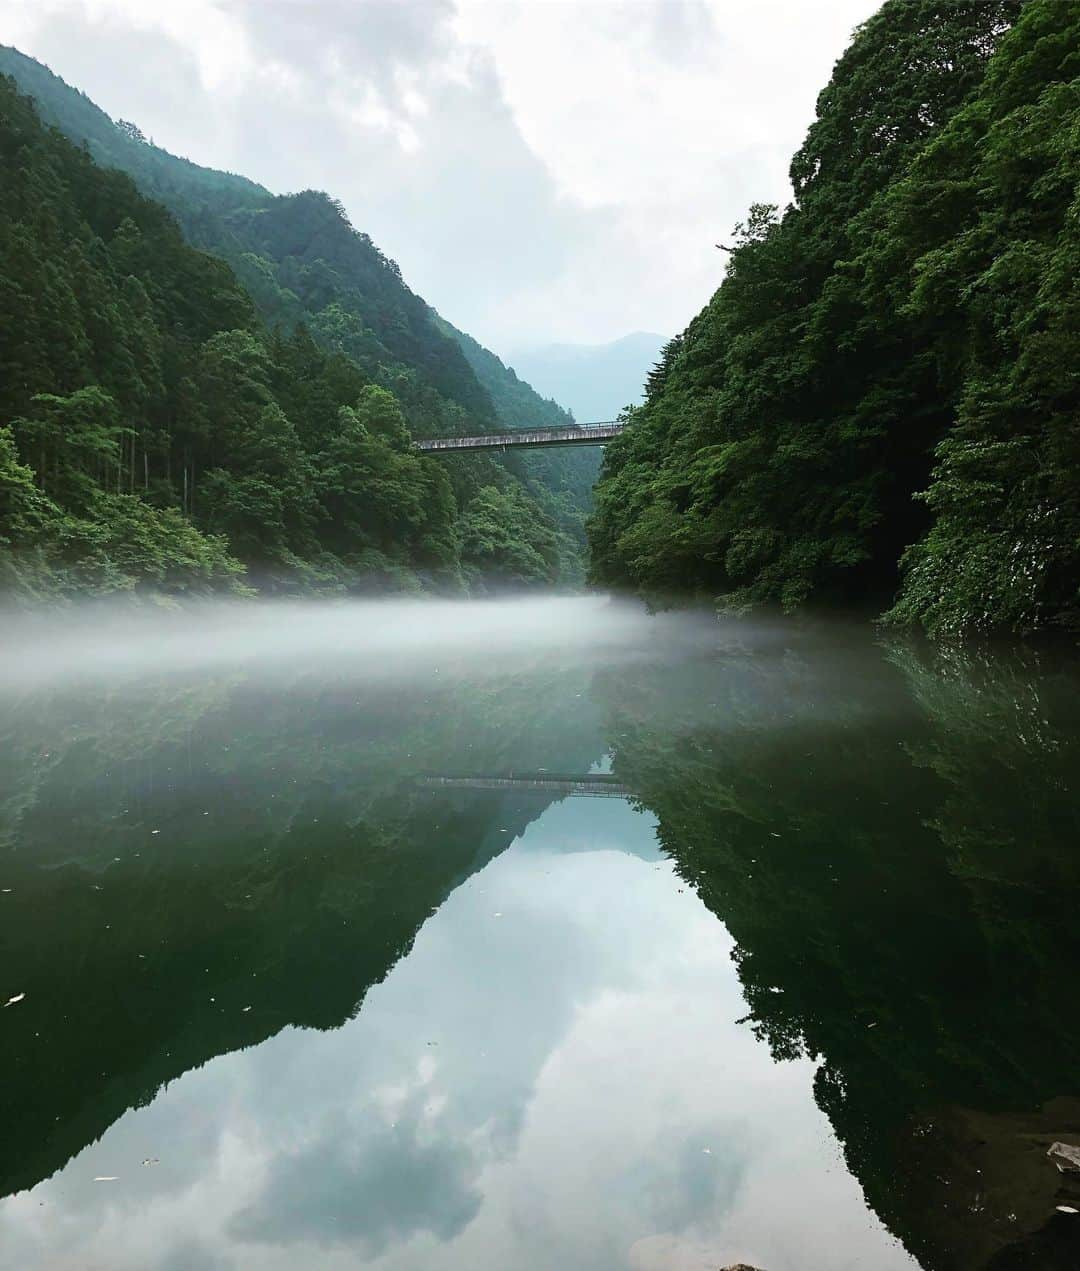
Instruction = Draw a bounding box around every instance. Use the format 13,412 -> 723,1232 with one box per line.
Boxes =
505,332 -> 666,424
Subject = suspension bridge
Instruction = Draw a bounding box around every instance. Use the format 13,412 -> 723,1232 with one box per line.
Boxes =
414,421 -> 623,453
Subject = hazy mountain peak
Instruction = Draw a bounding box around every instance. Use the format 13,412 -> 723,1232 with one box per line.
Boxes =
503,332 -> 666,424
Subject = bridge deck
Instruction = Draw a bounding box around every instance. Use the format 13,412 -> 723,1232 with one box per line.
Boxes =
415,422 -> 622,452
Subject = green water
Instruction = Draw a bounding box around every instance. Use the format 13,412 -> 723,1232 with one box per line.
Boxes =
1,598 -> 1078,1270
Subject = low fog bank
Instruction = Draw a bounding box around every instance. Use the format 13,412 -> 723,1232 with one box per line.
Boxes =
0,595 -> 727,691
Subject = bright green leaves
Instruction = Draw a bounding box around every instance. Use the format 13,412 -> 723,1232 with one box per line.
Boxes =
0,425 -> 53,545
50,495 -> 249,596
0,422 -> 248,599
589,0 -> 1078,634
11,387 -> 127,509
880,2 -> 1080,633
315,387 -> 458,580
459,484 -> 559,591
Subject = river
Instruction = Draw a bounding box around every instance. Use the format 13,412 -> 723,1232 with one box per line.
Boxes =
1,596 -> 1078,1270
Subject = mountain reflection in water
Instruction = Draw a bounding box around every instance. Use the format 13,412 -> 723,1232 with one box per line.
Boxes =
0,598 -> 1077,1270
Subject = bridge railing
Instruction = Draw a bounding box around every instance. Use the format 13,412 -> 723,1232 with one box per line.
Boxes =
414,421 -> 622,452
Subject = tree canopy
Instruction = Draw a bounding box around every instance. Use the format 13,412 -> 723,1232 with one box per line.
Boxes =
589,0 -> 1079,636
0,66 -> 576,599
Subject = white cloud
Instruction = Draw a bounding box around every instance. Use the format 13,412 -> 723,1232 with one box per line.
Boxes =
0,0 -> 879,349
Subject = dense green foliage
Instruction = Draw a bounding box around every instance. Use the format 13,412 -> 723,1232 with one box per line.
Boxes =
437,312 -> 602,582
0,44 -> 491,434
0,55 -> 582,598
590,0 -> 1079,635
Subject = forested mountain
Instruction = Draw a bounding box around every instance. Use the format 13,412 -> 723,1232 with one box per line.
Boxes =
0,48 -> 495,436
435,313 -> 601,574
589,0 -> 1080,636
0,47 -> 588,597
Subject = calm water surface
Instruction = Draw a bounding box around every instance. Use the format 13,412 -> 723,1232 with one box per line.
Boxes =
1,597 -> 1078,1271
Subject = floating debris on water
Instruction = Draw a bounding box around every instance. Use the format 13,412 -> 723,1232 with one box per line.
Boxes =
1048,1141 -> 1080,1172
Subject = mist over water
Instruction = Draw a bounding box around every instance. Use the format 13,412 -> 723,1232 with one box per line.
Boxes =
0,594 -> 722,691
2,595 -> 1079,1270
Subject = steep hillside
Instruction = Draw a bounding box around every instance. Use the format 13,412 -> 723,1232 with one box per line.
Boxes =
0,44 -> 596,588
0,44 -> 492,435
0,74 -> 565,598
435,316 -> 571,432
589,0 -> 1080,636
435,313 -> 602,581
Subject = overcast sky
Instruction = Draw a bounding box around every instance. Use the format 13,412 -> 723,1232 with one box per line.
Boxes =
0,0 -> 878,351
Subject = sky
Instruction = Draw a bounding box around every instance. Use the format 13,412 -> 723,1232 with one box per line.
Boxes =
0,0 -> 879,351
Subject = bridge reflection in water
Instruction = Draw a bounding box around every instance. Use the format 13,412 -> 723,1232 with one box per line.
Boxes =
418,772 -> 630,799
414,421 -> 623,453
